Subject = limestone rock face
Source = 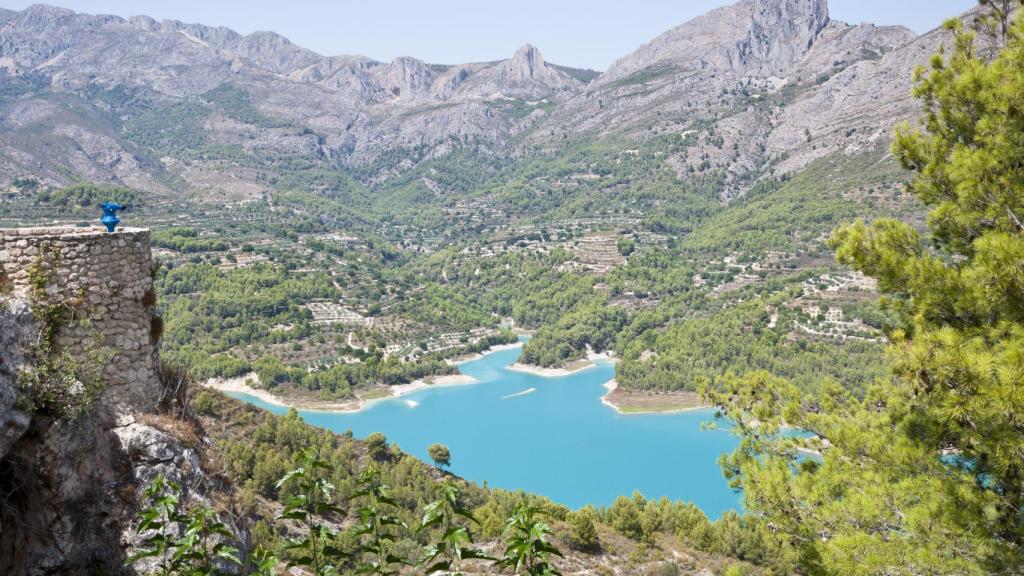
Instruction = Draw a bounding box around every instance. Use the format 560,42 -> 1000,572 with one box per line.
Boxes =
795,20 -> 918,83
0,293 -> 170,575
512,44 -> 544,79
747,0 -> 831,73
0,405 -> 222,575
113,416 -> 204,488
227,30 -> 322,74
766,16 -> 957,173
595,0 -> 830,86
0,297 -> 32,461
0,407 -> 131,575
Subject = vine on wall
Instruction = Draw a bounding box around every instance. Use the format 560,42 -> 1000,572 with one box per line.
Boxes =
16,244 -> 108,420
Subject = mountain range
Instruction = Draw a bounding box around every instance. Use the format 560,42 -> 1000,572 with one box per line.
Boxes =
0,0 -> 965,212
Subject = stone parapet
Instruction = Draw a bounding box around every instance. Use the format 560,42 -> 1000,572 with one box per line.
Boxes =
0,226 -> 161,409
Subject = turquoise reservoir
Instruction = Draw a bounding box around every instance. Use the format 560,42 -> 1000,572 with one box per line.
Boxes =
227,346 -> 742,518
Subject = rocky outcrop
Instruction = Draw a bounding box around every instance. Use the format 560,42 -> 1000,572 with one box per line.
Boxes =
0,402 -> 222,576
2,404 -> 133,575
381,56 -> 436,100
794,20 -> 917,83
113,415 -> 204,488
766,11 -> 963,173
451,44 -> 582,100
0,286 -> 133,575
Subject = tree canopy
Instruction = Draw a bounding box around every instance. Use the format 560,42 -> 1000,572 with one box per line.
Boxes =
705,10 -> 1024,575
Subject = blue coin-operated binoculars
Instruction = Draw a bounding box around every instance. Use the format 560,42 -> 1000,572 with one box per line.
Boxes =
100,202 -> 126,233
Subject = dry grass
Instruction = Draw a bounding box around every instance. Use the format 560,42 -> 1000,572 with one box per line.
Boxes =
138,412 -> 203,450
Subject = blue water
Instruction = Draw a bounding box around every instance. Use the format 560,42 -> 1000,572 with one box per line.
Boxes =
227,346 -> 742,518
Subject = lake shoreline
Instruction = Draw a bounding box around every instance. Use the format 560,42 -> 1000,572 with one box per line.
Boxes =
203,372 -> 482,414
201,375 -> 365,413
205,344 -> 711,417
600,380 -> 712,415
506,348 -> 615,378
507,360 -> 595,377
447,342 -> 523,365
200,342 -> 539,414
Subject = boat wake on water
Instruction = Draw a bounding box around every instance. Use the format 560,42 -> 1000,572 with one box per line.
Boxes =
501,387 -> 536,400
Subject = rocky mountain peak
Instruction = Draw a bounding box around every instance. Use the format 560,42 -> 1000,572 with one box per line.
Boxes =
752,0 -> 829,29
127,14 -> 158,31
155,18 -> 242,49
231,29 -> 321,74
596,0 -> 830,85
16,3 -> 74,22
511,43 -> 545,80
441,43 -> 582,101
3,3 -> 75,37
747,0 -> 830,69
383,56 -> 435,99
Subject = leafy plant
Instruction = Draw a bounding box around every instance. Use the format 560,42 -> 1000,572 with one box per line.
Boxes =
496,505 -> 564,576
276,448 -> 346,576
246,546 -> 279,576
127,474 -> 242,576
417,481 -> 492,575
351,467 -> 410,575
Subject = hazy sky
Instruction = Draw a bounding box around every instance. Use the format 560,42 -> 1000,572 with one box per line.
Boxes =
2,0 -> 978,70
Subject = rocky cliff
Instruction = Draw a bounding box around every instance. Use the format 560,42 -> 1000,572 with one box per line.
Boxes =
594,0 -> 832,86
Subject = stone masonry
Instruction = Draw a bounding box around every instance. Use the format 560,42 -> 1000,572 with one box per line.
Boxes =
0,226 -> 161,409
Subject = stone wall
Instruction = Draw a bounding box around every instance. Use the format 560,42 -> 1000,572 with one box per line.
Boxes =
0,226 -> 161,409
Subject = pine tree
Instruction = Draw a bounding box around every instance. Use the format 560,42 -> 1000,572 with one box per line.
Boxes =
568,507 -> 599,551
427,443 -> 451,469
704,8 -> 1024,575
